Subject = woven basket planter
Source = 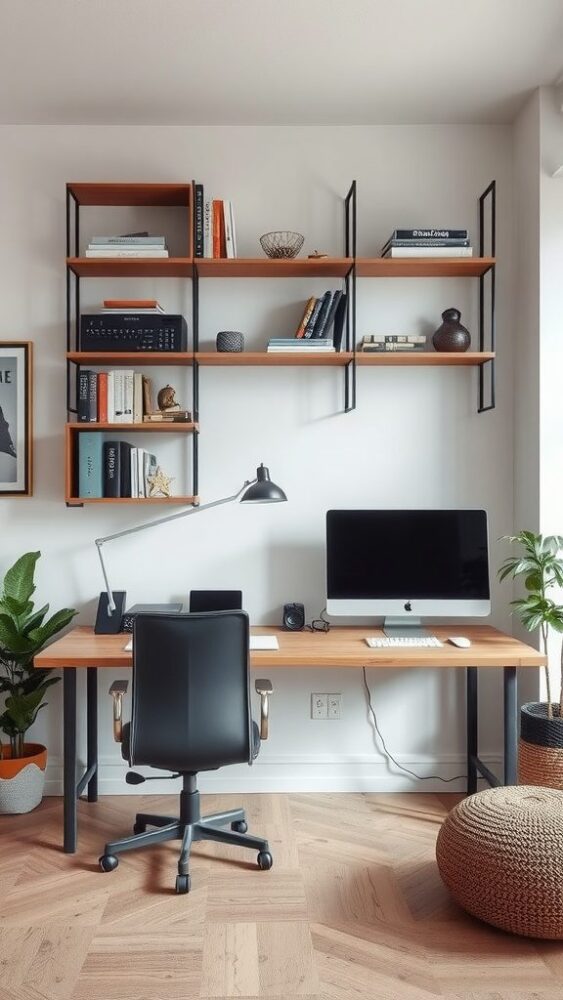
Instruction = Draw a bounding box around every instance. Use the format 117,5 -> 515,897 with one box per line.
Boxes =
436,785 -> 563,939
0,743 -> 47,814
519,702 -> 563,790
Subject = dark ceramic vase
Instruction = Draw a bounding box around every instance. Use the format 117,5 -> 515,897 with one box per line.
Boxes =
216,331 -> 244,353
432,308 -> 471,353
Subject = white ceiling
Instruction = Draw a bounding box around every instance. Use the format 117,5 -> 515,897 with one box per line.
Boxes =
1,0 -> 562,126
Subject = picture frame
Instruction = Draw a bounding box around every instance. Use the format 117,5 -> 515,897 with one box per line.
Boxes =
0,342 -> 33,496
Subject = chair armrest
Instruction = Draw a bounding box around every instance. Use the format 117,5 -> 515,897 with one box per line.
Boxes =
255,678 -> 273,740
109,680 -> 129,743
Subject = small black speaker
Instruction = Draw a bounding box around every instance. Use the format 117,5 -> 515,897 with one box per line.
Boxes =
94,591 -> 127,635
189,590 -> 243,612
283,602 -> 305,631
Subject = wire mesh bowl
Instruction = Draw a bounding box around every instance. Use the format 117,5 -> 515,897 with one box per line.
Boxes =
259,231 -> 305,259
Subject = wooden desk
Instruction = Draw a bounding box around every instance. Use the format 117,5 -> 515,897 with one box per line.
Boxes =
35,624 -> 544,853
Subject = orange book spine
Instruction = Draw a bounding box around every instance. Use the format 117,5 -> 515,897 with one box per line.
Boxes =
103,299 -> 159,309
295,297 -> 317,338
98,373 -> 108,422
212,201 -> 222,258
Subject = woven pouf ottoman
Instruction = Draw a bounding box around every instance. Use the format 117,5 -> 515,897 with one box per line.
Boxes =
436,785 -> 563,939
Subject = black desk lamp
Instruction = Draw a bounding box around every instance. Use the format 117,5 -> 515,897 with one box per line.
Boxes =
95,463 -> 287,617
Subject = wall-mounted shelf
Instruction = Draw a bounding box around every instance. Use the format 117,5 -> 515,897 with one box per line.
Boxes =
356,351 -> 495,367
356,257 -> 495,278
66,422 -> 198,433
66,182 -> 192,207
196,351 -> 354,367
65,495 -> 199,507
67,257 -> 194,278
195,258 -> 353,278
67,352 -> 195,367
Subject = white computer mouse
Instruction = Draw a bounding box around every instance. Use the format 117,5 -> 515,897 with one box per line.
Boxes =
448,636 -> 471,648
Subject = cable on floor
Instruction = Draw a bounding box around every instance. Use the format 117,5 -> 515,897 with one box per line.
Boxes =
362,666 -> 466,784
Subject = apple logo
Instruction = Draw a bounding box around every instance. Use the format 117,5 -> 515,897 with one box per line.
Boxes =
404,601 -> 412,612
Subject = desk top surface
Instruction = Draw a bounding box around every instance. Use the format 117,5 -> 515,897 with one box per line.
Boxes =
34,624 -> 545,670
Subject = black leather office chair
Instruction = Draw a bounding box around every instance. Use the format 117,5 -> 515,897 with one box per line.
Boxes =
99,611 -> 274,894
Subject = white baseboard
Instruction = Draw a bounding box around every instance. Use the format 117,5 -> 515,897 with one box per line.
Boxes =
44,751 -> 503,796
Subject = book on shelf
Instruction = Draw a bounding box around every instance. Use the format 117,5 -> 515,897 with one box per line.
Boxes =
120,442 -> 133,497
77,369 -> 97,422
193,182 -> 204,258
78,369 -> 168,425
381,238 -> 470,254
387,229 -> 469,241
194,184 -> 237,259
103,441 -> 121,498
267,337 -> 335,353
78,432 -> 103,498
224,200 -> 236,259
144,410 -> 192,422
203,198 -> 212,257
311,291 -> 333,339
363,335 -> 426,345
102,299 -> 165,312
382,246 -> 473,258
295,297 -> 317,338
84,248 -> 169,258
303,298 -> 324,338
332,293 -> 348,352
97,372 -> 108,422
90,234 -> 166,246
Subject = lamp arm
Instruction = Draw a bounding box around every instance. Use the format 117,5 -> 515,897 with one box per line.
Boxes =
95,487 -> 248,614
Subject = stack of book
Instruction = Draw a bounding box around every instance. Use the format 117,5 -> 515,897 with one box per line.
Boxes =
266,290 -> 348,353
77,370 -> 191,424
381,229 -> 472,258
193,183 -> 237,259
78,432 -> 161,498
85,233 -> 169,258
360,335 -> 427,353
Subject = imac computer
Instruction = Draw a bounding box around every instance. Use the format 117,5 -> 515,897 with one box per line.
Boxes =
326,509 -> 491,637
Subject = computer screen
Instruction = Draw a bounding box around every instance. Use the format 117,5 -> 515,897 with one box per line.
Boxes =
326,509 -> 490,618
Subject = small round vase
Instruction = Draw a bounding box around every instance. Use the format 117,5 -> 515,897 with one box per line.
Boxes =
216,331 -> 244,353
432,308 -> 471,353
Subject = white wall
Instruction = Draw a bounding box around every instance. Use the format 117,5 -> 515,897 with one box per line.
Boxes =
0,124 -> 515,793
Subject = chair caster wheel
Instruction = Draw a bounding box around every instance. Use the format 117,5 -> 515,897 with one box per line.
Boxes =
231,820 -> 248,833
133,822 -> 145,835
257,851 -> 273,871
175,874 -> 191,894
99,854 -> 119,873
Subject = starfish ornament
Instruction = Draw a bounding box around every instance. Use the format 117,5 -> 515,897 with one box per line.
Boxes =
147,466 -> 174,498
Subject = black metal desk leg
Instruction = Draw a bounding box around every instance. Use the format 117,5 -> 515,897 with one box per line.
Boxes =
87,667 -> 98,802
504,666 -> 518,785
466,667 -> 478,795
63,668 -> 77,853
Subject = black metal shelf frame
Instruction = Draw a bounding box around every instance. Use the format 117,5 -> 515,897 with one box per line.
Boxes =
478,180 -> 496,413
64,186 -> 200,507
344,180 -> 357,413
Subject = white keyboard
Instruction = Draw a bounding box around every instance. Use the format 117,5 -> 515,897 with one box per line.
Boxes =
365,636 -> 443,648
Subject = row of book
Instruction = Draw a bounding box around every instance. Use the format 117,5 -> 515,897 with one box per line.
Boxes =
360,335 -> 427,353
381,229 -> 473,259
193,184 -> 236,258
78,433 -> 159,499
77,370 -> 190,424
85,233 -> 169,258
266,290 -> 348,353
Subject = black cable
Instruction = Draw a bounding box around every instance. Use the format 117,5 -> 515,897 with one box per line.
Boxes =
362,666 -> 466,784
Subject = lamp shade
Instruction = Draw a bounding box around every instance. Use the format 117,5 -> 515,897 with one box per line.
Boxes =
240,464 -> 287,503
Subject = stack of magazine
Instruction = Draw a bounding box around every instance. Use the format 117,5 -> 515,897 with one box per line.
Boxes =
85,233 -> 169,258
381,229 -> 472,258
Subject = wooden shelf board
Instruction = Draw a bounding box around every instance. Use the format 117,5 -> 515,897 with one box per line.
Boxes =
356,257 -> 495,278
67,257 -> 193,278
66,182 -> 191,207
356,351 -> 495,366
66,421 -> 198,432
196,351 -> 353,367
195,257 -> 353,278
66,495 -> 199,506
67,352 -> 194,367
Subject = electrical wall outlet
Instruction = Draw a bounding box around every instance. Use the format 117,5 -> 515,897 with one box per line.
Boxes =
311,693 -> 328,719
328,693 -> 342,719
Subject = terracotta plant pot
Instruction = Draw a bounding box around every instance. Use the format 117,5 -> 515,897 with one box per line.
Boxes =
519,703 -> 563,790
0,743 -> 47,814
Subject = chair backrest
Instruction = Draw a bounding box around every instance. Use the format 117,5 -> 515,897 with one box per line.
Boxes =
129,611 -> 252,773
189,589 -> 243,612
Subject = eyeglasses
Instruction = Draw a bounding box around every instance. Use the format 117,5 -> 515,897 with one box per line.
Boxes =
306,610 -> 331,633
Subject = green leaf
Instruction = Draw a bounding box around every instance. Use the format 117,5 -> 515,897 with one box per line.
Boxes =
2,552 -> 39,606
0,614 -> 34,655
21,604 -> 49,635
27,607 -> 77,650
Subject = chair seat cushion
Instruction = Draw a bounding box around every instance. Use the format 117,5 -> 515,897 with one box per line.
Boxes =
436,785 -> 563,939
122,720 -> 260,764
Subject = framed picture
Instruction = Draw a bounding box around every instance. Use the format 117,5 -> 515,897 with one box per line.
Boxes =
0,342 -> 32,496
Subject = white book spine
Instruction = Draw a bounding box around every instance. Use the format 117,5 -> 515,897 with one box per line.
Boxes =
113,371 -> 124,423
385,246 -> 473,258
107,371 -> 115,423
123,371 -> 134,424
133,372 -> 143,424
229,200 -> 237,258
137,448 -> 145,498
84,249 -> 169,258
203,199 -> 212,257
130,448 -> 138,498
224,200 -> 235,259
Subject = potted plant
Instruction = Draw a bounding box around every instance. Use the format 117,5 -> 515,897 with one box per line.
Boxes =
0,551 -> 76,813
498,531 -> 563,788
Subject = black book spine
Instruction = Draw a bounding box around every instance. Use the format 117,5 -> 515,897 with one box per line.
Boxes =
103,441 -> 121,498
119,442 -> 132,497
312,291 -> 333,339
194,183 -> 204,258
303,299 -> 323,338
77,369 -> 96,422
332,294 -> 348,352
393,228 -> 468,240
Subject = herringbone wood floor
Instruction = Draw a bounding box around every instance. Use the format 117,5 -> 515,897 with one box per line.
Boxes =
1,792 -> 563,999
